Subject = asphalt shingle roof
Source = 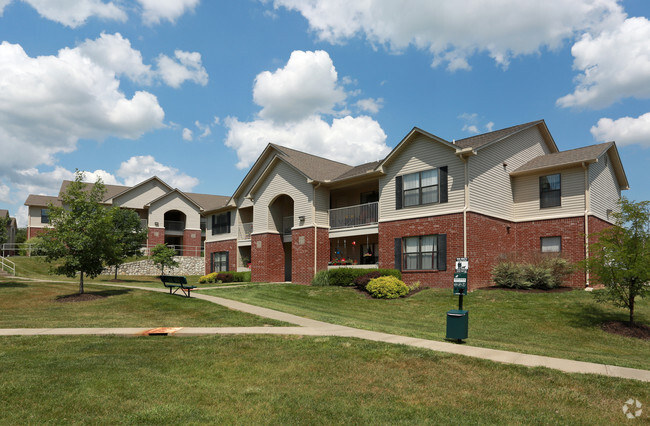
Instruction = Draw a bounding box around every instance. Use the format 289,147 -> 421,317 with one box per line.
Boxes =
512,142 -> 613,174
24,195 -> 61,207
454,120 -> 543,150
271,144 -> 356,182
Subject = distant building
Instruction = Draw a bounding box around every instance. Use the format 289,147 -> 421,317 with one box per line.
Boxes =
24,177 -> 228,256
0,209 -> 17,255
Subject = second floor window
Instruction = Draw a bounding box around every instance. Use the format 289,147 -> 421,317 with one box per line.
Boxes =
540,174 -> 561,208
41,209 -> 49,224
212,211 -> 231,235
403,169 -> 438,207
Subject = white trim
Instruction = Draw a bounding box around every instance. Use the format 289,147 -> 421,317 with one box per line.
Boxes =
329,224 -> 378,238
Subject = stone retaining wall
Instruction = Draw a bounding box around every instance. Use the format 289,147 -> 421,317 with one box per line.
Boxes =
103,256 -> 204,276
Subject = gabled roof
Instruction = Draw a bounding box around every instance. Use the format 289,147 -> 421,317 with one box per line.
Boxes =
378,127 -> 457,170
185,193 -> 230,212
24,195 -> 61,207
145,188 -> 204,211
105,176 -> 172,203
270,144 -> 355,182
332,161 -> 382,182
0,209 -> 8,218
454,120 -> 558,153
58,180 -> 129,204
511,141 -> 629,190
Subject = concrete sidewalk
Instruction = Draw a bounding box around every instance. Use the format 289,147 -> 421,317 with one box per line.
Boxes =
3,279 -> 650,383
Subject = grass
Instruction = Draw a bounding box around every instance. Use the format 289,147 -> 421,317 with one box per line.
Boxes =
0,279 -> 288,328
0,335 -> 647,424
203,284 -> 650,370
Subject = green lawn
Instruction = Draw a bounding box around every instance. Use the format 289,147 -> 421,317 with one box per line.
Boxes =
203,284 -> 650,370
0,335 -> 647,424
0,279 -> 288,328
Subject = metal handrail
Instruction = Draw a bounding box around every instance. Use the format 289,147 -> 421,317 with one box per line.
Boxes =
0,256 -> 15,276
329,202 -> 378,229
164,220 -> 186,231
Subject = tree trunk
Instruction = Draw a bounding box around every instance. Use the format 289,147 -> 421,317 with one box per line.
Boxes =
629,295 -> 635,326
114,265 -> 118,280
79,271 -> 84,294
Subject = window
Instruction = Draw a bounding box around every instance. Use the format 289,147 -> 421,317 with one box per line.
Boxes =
212,251 -> 229,272
212,211 -> 231,235
395,166 -> 447,209
540,174 -> 561,208
541,236 -> 561,253
40,209 -> 49,224
403,169 -> 438,207
403,235 -> 438,270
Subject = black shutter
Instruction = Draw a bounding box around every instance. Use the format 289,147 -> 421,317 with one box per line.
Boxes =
226,211 -> 231,233
211,215 -> 217,235
395,176 -> 403,210
394,238 -> 402,270
437,234 -> 446,271
439,166 -> 448,203
225,251 -> 230,272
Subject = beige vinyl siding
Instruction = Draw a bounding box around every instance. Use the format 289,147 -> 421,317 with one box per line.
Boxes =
314,186 -> 330,226
206,208 -> 236,242
589,152 -> 621,223
513,168 -> 585,220
469,126 -> 550,221
149,193 -> 202,229
252,161 -> 313,233
28,206 -> 52,228
379,135 -> 464,222
113,180 -> 168,209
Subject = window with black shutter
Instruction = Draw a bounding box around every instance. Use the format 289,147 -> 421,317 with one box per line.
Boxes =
212,211 -> 231,235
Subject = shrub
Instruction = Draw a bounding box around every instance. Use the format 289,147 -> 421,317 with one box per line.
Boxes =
541,256 -> 573,288
20,236 -> 44,256
311,268 -> 401,286
366,276 -> 410,299
522,264 -> 552,289
198,272 -> 218,284
407,281 -> 421,292
354,271 -> 382,290
216,273 -> 234,283
231,271 -> 251,282
492,262 -> 523,288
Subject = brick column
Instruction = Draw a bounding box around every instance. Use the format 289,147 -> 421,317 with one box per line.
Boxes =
251,233 -> 284,283
291,226 -> 330,284
183,229 -> 202,256
147,227 -> 165,251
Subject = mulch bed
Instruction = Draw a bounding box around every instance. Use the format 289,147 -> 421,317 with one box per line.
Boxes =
600,321 -> 650,340
55,293 -> 108,303
480,286 -> 574,293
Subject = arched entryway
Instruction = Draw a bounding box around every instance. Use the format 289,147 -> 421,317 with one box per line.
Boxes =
268,194 -> 294,282
164,210 -> 186,255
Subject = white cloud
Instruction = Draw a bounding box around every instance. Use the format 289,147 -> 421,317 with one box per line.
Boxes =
355,97 -> 383,114
194,120 -> 211,138
253,50 -> 346,122
116,155 -> 199,191
462,125 -> 479,134
0,182 -> 10,202
225,49 -> 390,168
22,0 -> 127,28
156,50 -> 208,88
558,17 -> 650,109
77,33 -> 153,84
0,40 -> 165,176
458,112 -> 492,135
15,205 -> 28,228
14,167 -> 75,197
182,128 -> 193,141
0,0 -> 10,15
80,169 -> 119,185
486,122 -> 495,132
137,0 -> 199,25
590,113 -> 650,147
272,0 -> 624,70
225,115 -> 389,169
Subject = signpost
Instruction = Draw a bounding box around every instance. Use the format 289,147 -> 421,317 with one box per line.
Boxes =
446,258 -> 469,341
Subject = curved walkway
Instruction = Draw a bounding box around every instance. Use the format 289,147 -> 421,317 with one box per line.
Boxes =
2,280 -> 649,383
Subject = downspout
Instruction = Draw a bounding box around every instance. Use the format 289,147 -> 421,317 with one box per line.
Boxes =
583,162 -> 590,287
313,182 -> 322,275
462,156 -> 469,257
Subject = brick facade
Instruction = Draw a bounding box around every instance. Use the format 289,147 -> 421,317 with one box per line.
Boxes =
204,239 -> 237,273
291,226 -> 330,285
27,227 -> 47,239
379,213 -> 463,288
147,227 -> 165,250
183,229 -> 202,257
251,233 -> 285,283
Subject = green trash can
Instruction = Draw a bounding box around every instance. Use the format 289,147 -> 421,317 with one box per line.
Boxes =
446,309 -> 468,340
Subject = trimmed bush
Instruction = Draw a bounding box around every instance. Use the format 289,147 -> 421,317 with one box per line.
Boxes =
366,276 -> 410,299
491,262 -> 523,288
231,271 -> 251,282
354,271 -> 383,290
216,273 -> 234,283
522,264 -> 552,289
198,271 -> 250,284
310,268 -> 401,286
198,272 -> 218,284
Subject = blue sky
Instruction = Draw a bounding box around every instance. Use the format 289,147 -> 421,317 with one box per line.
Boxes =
1,0 -> 649,227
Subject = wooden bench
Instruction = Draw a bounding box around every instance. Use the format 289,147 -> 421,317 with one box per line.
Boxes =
160,275 -> 196,298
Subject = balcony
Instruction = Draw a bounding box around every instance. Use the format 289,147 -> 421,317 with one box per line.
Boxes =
140,219 -> 148,229
329,202 -> 378,229
239,222 -> 253,240
164,220 -> 185,232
